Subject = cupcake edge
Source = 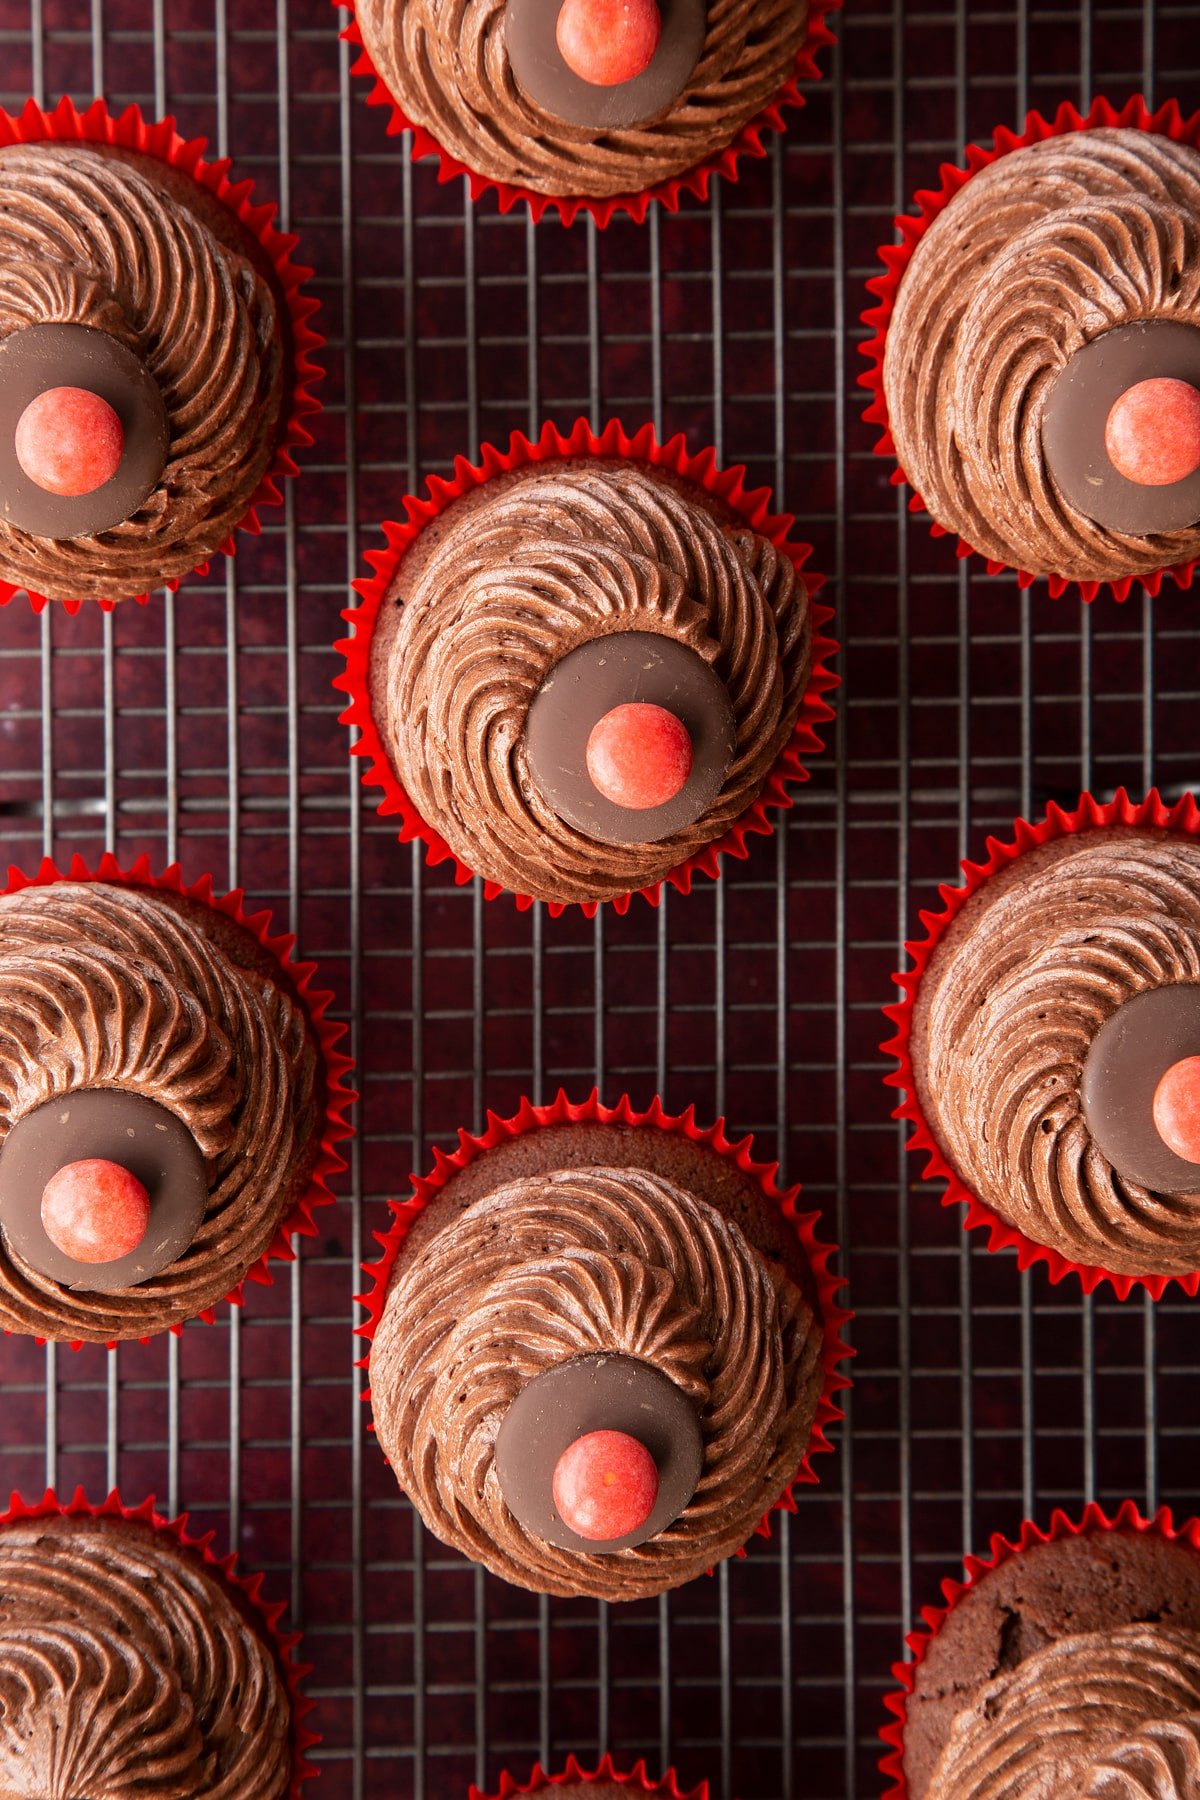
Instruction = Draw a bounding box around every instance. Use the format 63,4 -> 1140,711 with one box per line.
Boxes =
881,785 -> 1200,1302
0,95 -> 324,615
355,1088 -> 853,1554
336,0 -> 840,228
472,1752 -> 708,1799
0,849 -> 356,1349
0,1484 -> 318,1796
333,415 -> 838,917
878,1497 -> 1200,1800
858,93 -> 1200,604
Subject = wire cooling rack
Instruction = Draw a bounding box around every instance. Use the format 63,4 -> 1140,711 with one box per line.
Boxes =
0,1 -> 1198,1795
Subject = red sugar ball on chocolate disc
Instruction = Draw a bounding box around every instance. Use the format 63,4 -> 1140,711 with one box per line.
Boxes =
40,1159 -> 151,1265
552,1429 -> 659,1541
556,0 -> 661,87
14,386 -> 124,498
1152,1056 -> 1200,1166
1104,376 -> 1200,488
585,702 -> 693,811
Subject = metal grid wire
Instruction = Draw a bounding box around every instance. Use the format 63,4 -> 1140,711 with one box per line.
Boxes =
0,0 -> 1198,1794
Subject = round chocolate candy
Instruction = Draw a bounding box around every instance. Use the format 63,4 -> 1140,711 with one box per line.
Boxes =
0,1088 -> 209,1292
1041,319 -> 1200,536
493,1351 -> 704,1553
505,0 -> 705,132
524,630 -> 735,846
1080,983 -> 1200,1194
0,322 -> 169,540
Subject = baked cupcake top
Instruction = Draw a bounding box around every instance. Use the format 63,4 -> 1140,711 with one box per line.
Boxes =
912,827 -> 1200,1279
883,127 -> 1200,583
0,1512 -> 293,1799
0,880 -> 323,1342
372,459 -> 812,906
354,0 -> 809,200
0,141 -> 285,603
369,1123 -> 825,1601
904,1527 -> 1200,1800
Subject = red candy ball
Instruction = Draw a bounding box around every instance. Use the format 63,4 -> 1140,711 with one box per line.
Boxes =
1152,1056 -> 1200,1165
585,702 -> 693,810
556,0 -> 661,86
552,1429 -> 659,1541
1104,377 -> 1200,488
40,1159 -> 151,1265
14,386 -> 124,498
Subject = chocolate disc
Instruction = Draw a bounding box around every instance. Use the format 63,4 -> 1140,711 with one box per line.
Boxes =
0,1089 -> 209,1292
506,0 -> 706,131
1081,984 -> 1200,1194
0,322 -> 169,539
524,630 -> 735,845
494,1352 -> 703,1553
1041,320 -> 1200,535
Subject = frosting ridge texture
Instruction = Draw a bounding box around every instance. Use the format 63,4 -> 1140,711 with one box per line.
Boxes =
379,461 -> 812,905
883,127 -> 1200,581
370,1163 -> 824,1600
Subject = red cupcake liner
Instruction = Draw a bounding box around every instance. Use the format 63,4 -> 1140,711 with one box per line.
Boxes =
356,1089 -> 853,1555
0,95 -> 324,615
858,94 -> 1200,605
882,785 -> 1200,1302
473,1753 -> 708,1800
1,850 -> 356,1347
336,0 -> 839,228
879,1498 -> 1200,1800
0,1486 -> 317,1795
333,416 -> 838,918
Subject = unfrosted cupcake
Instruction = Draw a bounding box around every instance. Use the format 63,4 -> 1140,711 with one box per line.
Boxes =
0,858 -> 352,1343
359,1094 -> 849,1602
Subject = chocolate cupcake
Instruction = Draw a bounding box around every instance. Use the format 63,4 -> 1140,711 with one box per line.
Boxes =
475,1756 -> 707,1800
0,1497 -> 305,1798
872,103 -> 1200,591
345,0 -> 831,220
891,1509 -> 1200,1800
899,794 -> 1200,1290
361,1095 -> 849,1603
339,422 -> 834,912
0,103 -> 317,608
0,864 -> 341,1343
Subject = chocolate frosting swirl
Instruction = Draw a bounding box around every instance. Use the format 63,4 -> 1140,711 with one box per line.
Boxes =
0,1513 -> 292,1799
0,142 -> 283,603
917,831 -> 1200,1277
379,462 -> 812,906
369,1164 -> 824,1600
928,1623 -> 1200,1800
0,881 -> 321,1342
883,128 -> 1200,581
354,0 -> 809,199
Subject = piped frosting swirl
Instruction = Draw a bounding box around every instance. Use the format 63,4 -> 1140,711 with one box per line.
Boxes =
883,127 -> 1200,581
354,0 -> 810,199
0,141 -> 284,602
0,1513 -> 292,1799
379,461 -> 811,905
916,830 -> 1200,1278
927,1623 -> 1200,1800
0,880 -> 321,1341
369,1164 -> 824,1600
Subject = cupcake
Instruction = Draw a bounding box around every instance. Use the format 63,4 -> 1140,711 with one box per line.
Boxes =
342,0 -> 837,224
473,1755 -> 707,1800
883,1502 -> 1200,1800
359,1093 -> 850,1603
0,98 -> 321,610
335,419 -> 836,914
0,856 -> 353,1344
887,789 -> 1200,1298
863,97 -> 1200,598
0,1490 -> 312,1797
